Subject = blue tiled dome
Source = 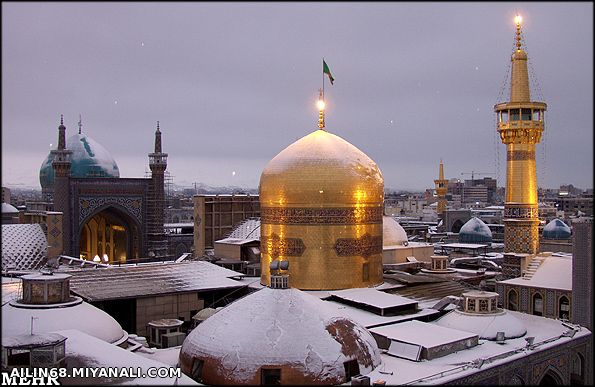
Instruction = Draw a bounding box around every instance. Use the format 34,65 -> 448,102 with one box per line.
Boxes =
459,217 -> 492,244
542,219 -> 571,240
40,133 -> 119,188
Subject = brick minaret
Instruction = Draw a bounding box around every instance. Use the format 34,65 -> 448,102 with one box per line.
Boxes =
147,121 -> 168,258
51,115 -> 73,255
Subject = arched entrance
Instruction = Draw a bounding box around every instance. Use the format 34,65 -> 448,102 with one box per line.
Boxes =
539,369 -> 563,385
79,206 -> 141,264
452,219 -> 464,233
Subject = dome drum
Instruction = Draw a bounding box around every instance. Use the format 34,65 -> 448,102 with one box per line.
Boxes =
259,130 -> 384,290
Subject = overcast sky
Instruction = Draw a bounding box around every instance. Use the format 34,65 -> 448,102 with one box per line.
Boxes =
2,2 -> 593,191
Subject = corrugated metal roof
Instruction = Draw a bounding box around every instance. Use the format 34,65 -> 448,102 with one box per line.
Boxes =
2,224 -> 47,271
67,261 -> 244,302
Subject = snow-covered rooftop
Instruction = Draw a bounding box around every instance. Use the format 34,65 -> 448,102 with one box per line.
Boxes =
54,329 -> 197,385
67,261 -> 245,302
433,308 -> 527,340
2,223 -> 47,271
326,288 -> 418,314
498,254 -> 572,290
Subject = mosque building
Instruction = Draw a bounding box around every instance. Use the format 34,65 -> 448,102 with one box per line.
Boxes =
38,116 -> 168,262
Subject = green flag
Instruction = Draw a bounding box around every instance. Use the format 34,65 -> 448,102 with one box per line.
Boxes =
323,60 -> 335,85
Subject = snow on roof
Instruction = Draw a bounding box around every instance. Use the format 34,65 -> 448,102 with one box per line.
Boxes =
53,329 -> 197,385
433,309 -> 527,340
369,320 -> 478,348
225,217 -> 261,240
2,332 -> 66,349
2,223 -> 47,271
134,345 -> 182,368
181,287 -> 382,384
320,300 -> 441,329
364,310 -> 590,385
383,216 -> 407,246
214,237 -> 259,245
327,288 -> 418,310
2,202 -> 19,213
498,254 -> 572,290
67,261 -> 245,302
441,243 -> 489,249
2,298 -> 127,344
1,278 -> 22,304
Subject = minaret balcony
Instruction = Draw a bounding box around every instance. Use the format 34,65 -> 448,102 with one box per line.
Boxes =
497,121 -> 543,144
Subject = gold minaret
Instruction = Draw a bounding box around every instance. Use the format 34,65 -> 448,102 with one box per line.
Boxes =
434,159 -> 448,217
494,15 -> 547,254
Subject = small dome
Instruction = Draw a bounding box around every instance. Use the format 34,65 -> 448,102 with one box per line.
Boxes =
383,216 -> 407,246
543,219 -> 571,240
180,287 -> 381,385
2,299 -> 127,345
459,217 -> 492,244
40,132 -> 120,188
2,203 -> 19,214
434,308 -> 527,340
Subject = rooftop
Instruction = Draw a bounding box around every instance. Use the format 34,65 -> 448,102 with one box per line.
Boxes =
498,253 -> 572,290
67,261 -> 245,302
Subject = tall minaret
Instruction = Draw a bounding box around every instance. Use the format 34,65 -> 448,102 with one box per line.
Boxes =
494,15 -> 547,255
148,121 -> 168,258
434,159 -> 448,218
51,115 -> 73,254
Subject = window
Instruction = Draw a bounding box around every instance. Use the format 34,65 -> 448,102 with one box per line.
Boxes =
521,108 -> 532,121
510,109 -> 520,121
191,358 -> 204,381
533,293 -> 543,316
362,263 -> 369,282
532,110 -> 540,121
508,289 -> 518,311
501,111 -> 509,122
344,359 -> 360,382
479,299 -> 488,312
261,368 -> 281,385
467,298 -> 476,312
558,296 -> 570,320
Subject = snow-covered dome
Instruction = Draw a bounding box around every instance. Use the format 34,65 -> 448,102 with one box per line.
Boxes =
383,216 -> 407,246
39,132 -> 120,188
179,287 -> 381,385
543,218 -> 571,240
433,290 -> 526,340
434,308 -> 527,340
459,217 -> 492,244
260,129 -> 383,206
2,298 -> 127,345
2,202 -> 19,214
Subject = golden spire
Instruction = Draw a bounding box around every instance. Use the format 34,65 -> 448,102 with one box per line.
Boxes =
317,89 -> 326,130
439,159 -> 445,180
515,14 -> 523,50
510,14 -> 530,102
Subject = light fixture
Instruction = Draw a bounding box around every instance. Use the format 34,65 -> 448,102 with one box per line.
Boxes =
93,255 -> 101,262
103,254 -> 109,262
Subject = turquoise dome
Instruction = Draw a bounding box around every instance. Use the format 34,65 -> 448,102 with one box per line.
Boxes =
39,132 -> 120,188
459,217 -> 492,244
543,219 -> 571,240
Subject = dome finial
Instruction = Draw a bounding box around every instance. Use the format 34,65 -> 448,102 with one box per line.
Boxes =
60,114 -> 64,126
78,114 -> 82,134
156,120 -> 160,132
514,14 -> 523,50
317,89 -> 325,130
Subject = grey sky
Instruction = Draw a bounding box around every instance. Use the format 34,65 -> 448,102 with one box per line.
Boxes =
2,2 -> 593,191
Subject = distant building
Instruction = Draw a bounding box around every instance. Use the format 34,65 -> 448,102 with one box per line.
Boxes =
193,194 -> 260,257
2,187 -> 11,204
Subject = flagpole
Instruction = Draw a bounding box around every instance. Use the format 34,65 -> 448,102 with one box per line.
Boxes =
322,58 -> 325,101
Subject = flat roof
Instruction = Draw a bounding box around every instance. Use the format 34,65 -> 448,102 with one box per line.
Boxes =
370,320 -> 478,349
441,243 -> 489,249
325,288 -> 418,316
498,254 -> 572,290
67,261 -> 245,302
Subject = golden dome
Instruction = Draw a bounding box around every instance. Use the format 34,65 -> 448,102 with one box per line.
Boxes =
260,130 -> 383,206
259,129 -> 384,290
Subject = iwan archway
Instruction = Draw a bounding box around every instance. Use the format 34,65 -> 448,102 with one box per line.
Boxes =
79,206 -> 141,264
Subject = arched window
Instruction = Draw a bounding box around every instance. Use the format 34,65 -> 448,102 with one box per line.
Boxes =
508,289 -> 519,311
571,353 -> 584,385
558,296 -> 570,320
532,293 -> 543,316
